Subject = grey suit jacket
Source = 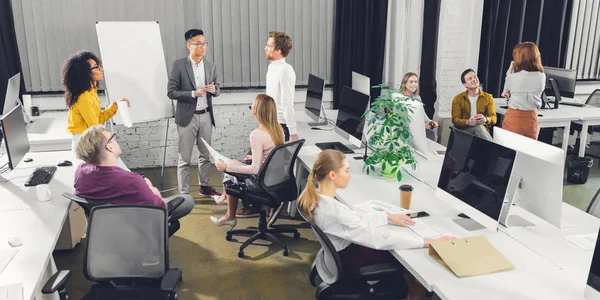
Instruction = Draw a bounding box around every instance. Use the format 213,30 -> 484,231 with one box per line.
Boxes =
167,57 -> 221,127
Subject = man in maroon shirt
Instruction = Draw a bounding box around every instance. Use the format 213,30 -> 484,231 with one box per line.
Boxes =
74,125 -> 194,220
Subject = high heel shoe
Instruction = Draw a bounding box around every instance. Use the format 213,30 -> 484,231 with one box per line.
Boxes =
212,194 -> 227,205
210,216 -> 237,230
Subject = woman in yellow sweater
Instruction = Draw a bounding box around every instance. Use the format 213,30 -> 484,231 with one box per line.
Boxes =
62,51 -> 130,152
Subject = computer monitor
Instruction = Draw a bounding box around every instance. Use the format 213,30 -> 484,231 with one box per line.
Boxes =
351,71 -> 370,97
436,127 -> 517,231
1,104 -> 30,170
587,229 -> 600,299
493,127 -> 563,228
544,66 -> 576,99
305,74 -> 327,126
335,86 -> 371,147
2,73 -> 21,116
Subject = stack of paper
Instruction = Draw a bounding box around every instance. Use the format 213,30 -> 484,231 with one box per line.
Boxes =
564,233 -> 598,251
116,101 -> 133,127
355,199 -> 409,214
201,138 -> 232,164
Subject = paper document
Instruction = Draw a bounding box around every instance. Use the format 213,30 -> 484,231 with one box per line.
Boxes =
355,199 -> 409,214
0,283 -> 23,300
117,101 -> 133,127
564,234 -> 598,251
200,137 -> 232,164
0,249 -> 17,275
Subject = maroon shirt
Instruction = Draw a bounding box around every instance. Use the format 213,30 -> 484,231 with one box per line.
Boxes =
74,163 -> 166,208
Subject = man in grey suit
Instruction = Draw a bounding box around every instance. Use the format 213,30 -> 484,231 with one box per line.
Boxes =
167,29 -> 221,197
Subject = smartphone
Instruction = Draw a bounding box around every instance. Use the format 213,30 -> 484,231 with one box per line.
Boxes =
407,211 -> 429,218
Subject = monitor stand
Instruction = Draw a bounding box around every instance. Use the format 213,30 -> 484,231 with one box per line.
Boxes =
452,215 -> 486,231
307,119 -> 328,126
497,175 -> 534,227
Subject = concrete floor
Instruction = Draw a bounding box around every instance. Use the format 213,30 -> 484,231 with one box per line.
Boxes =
53,151 -> 600,299
54,166 -> 320,300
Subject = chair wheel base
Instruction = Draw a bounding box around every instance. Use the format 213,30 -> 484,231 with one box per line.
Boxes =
283,248 -> 289,256
226,234 -> 232,241
238,250 -> 244,258
294,232 -> 300,239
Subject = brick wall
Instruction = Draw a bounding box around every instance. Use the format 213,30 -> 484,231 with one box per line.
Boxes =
31,89 -> 331,168
434,0 -> 484,119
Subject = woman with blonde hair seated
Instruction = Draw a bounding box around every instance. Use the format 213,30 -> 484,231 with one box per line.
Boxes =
210,94 -> 284,229
298,149 -> 454,299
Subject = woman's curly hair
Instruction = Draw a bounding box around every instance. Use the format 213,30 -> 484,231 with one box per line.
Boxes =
61,51 -> 102,108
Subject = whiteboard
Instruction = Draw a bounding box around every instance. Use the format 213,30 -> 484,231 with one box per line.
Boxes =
96,21 -> 174,124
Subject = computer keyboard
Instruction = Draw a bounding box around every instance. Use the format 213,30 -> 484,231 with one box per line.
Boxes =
24,166 -> 57,187
560,101 -> 586,107
408,219 -> 441,238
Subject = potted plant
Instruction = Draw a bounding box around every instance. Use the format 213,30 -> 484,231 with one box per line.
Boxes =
362,84 -> 418,181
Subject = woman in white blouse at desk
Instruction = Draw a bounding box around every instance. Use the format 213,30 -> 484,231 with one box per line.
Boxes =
501,42 -> 546,139
297,150 -> 453,299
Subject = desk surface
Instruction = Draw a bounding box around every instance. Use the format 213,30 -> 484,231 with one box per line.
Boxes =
295,110 -> 599,299
0,151 -> 77,300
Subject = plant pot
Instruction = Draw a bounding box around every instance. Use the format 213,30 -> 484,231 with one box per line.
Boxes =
381,162 -> 399,179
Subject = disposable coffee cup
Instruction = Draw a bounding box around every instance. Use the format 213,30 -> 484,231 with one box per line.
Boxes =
399,184 -> 413,209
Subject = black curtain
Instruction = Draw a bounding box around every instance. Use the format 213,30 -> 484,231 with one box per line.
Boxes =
478,0 -> 573,97
420,0 -> 441,120
332,0 -> 388,108
0,0 -> 24,114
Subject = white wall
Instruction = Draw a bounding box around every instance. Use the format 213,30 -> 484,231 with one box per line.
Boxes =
434,0 -> 484,119
32,89 -> 332,168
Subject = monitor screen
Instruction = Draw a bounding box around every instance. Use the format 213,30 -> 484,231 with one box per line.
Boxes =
335,86 -> 370,142
1,104 -> 30,170
544,66 -> 576,99
305,74 -> 325,122
352,71 -> 370,97
437,128 -> 516,221
2,73 -> 21,116
587,230 -> 600,299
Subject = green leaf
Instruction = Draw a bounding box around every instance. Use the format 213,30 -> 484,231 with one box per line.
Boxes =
396,170 -> 403,181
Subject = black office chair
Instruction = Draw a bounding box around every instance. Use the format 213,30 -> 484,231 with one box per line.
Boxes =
61,192 -> 185,237
224,139 -> 305,257
586,187 -> 600,219
570,89 -> 600,158
42,205 -> 182,300
297,208 -> 408,299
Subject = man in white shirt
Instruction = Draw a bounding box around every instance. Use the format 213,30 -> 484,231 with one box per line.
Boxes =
264,31 -> 298,142
450,69 -> 496,141
167,29 -> 221,197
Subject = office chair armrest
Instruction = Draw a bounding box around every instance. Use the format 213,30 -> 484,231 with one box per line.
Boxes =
358,263 -> 402,281
42,270 -> 71,294
223,171 -> 253,180
160,269 -> 183,292
167,197 -> 185,216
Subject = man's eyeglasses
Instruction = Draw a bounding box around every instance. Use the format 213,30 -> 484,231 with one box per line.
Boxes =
90,64 -> 101,71
106,133 -> 117,146
190,41 -> 209,47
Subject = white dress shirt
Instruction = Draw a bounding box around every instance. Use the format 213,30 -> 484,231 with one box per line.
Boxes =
266,58 -> 297,135
504,70 -> 545,111
313,194 -> 424,252
189,56 -> 208,110
468,95 -> 478,118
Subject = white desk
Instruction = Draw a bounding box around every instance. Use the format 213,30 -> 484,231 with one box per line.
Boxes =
0,151 -> 78,300
27,112 -> 71,152
294,110 -> 600,299
558,105 -> 600,157
494,101 -> 574,158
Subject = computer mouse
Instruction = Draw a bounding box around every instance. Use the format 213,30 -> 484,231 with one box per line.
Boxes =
24,158 -> 33,162
8,237 -> 22,247
57,160 -> 73,167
